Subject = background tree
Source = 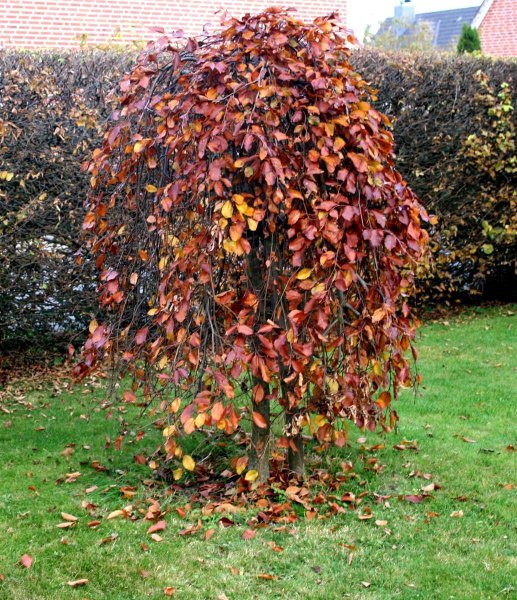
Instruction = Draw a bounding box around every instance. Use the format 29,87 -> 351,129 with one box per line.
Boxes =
76,9 -> 428,483
457,24 -> 481,54
364,17 -> 434,52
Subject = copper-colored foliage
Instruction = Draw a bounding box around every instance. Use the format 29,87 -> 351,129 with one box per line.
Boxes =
76,9 -> 428,480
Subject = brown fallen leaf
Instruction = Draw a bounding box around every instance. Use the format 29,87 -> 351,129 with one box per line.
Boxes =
67,579 -> 88,587
205,528 -> 216,541
462,437 -> 476,444
19,554 -> 32,569
99,533 -> 119,545
268,541 -> 284,552
450,510 -> 464,518
375,520 -> 388,527
60,512 -> 78,522
87,520 -> 102,528
163,587 -> 176,596
257,573 -> 278,580
358,508 -> 373,520
147,520 -> 167,535
56,522 -> 75,529
150,533 -> 163,542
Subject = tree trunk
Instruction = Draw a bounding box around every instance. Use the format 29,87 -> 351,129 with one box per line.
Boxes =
250,379 -> 270,482
285,407 -> 305,478
247,231 -> 271,481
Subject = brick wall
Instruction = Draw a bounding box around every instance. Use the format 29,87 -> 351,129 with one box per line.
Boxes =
478,0 -> 517,57
0,0 -> 347,48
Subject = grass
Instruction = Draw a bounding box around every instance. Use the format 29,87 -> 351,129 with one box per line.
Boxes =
0,305 -> 515,599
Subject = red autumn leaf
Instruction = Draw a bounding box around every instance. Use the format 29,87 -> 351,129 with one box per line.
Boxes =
237,324 -> 253,335
135,327 -> 148,345
211,401 -> 225,422
252,411 -> 268,429
404,495 -> 425,504
19,554 -> 32,569
347,151 -> 369,173
242,529 -> 257,541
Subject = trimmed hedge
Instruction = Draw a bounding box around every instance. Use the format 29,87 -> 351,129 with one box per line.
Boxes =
0,48 -> 515,352
353,50 -> 517,303
0,50 -> 132,352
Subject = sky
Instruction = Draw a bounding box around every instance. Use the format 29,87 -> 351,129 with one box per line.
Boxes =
347,0 -> 483,41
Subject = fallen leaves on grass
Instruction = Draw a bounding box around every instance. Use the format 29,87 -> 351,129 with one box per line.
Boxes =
394,440 -> 419,451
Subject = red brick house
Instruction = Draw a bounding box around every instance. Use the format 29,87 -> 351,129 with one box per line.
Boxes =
472,0 -> 517,57
379,0 -> 517,57
0,1 -> 347,48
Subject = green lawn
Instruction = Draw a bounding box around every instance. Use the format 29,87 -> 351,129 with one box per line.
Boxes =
0,306 -> 515,599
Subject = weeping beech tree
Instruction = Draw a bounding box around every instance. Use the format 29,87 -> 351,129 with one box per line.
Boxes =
76,9 -> 428,482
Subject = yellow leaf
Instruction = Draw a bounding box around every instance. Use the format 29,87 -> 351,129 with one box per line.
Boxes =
245,469 -> 259,482
162,426 -> 175,437
315,415 -> 328,427
247,218 -> 258,231
182,455 -> 195,471
221,201 -> 234,219
88,319 -> 98,334
236,201 -> 250,214
296,268 -> 312,280
169,398 -> 181,413
145,184 -> 158,193
133,141 -> 145,153
333,137 -> 346,151
223,239 -> 238,254
236,456 -> 248,475
194,413 -> 206,428
327,379 -> 339,393
173,468 -> 183,480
